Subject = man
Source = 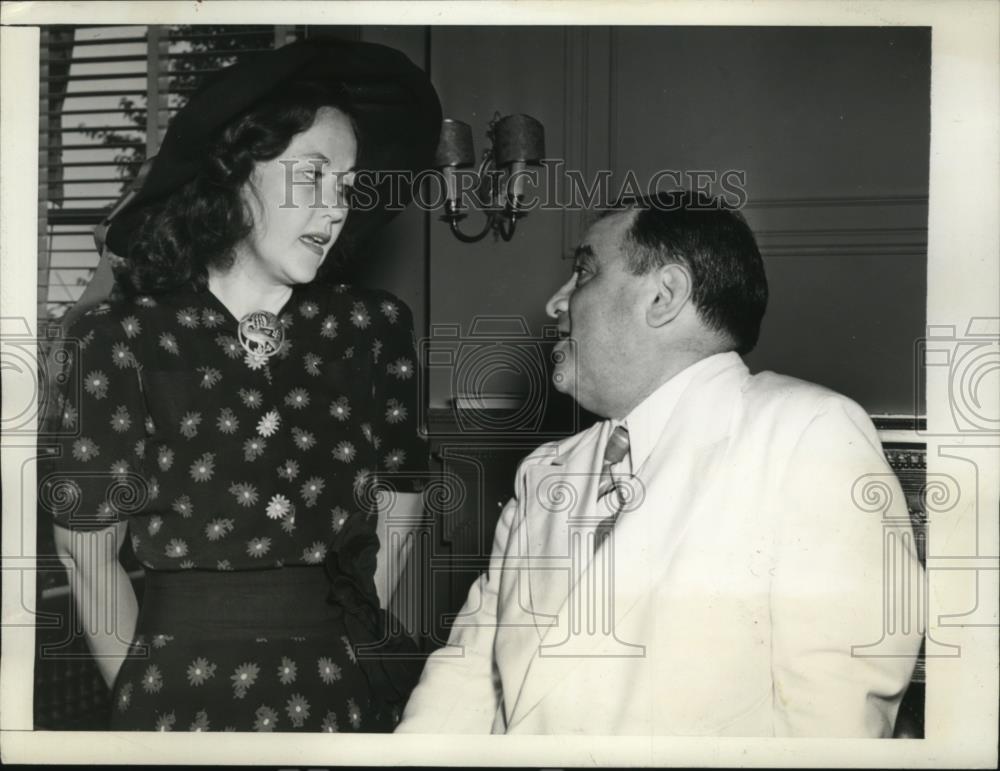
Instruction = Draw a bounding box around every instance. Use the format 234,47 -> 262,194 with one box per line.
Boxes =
397,191 -> 922,735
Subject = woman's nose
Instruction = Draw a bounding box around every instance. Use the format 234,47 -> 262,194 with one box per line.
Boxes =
545,274 -> 575,319
325,203 -> 348,223
324,204 -> 348,226
324,174 -> 351,215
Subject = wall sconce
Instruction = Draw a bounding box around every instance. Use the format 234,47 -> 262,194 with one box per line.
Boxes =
435,112 -> 545,243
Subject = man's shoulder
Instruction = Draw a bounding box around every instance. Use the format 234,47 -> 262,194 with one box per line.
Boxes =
739,369 -> 876,443
743,369 -> 861,412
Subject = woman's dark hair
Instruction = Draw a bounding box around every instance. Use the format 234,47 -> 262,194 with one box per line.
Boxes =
113,79 -> 358,298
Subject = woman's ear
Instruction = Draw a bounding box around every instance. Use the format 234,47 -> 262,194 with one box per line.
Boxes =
646,262 -> 692,327
238,172 -> 265,229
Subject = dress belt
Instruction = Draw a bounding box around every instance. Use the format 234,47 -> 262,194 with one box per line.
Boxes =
137,566 -> 342,638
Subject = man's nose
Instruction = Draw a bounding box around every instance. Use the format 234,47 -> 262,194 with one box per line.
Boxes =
545,275 -> 575,319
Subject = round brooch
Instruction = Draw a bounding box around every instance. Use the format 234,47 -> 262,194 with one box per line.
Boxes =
238,310 -> 285,359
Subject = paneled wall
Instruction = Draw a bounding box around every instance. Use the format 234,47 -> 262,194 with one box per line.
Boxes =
608,27 -> 929,415
352,26 -> 431,338
415,26 -> 930,415
54,25 -> 930,416
425,27 -> 577,410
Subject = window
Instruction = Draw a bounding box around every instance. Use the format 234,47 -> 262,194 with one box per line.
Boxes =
38,24 -> 296,330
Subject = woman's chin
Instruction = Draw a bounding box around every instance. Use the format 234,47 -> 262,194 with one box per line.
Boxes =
285,265 -> 321,286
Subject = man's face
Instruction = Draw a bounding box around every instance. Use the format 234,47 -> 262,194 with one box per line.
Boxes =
546,211 -> 651,417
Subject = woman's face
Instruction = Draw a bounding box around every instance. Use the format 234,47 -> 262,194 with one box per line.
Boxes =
236,106 -> 357,287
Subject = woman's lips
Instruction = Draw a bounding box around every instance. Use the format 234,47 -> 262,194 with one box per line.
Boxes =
299,237 -> 325,257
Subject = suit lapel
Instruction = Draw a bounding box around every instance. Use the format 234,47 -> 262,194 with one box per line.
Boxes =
506,355 -> 750,731
519,429 -> 605,623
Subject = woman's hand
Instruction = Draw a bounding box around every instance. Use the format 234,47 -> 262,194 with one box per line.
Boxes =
374,491 -> 425,634
53,521 -> 138,689
326,495 -> 428,715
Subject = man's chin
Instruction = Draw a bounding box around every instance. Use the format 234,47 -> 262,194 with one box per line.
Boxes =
551,370 -> 573,395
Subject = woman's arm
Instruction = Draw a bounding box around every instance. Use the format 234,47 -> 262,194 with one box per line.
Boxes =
374,491 -> 425,633
53,520 -> 139,689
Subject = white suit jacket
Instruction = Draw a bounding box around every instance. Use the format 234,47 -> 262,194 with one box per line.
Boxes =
398,353 -> 922,735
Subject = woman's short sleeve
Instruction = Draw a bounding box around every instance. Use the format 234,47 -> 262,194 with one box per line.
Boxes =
369,293 -> 429,494
38,307 -> 149,531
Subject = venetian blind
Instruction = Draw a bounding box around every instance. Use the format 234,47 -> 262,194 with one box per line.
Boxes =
38,24 -> 296,329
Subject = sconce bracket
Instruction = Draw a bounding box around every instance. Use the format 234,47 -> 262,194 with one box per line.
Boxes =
436,110 -> 542,244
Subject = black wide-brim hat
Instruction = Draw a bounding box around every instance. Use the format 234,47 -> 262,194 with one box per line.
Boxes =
105,39 -> 442,256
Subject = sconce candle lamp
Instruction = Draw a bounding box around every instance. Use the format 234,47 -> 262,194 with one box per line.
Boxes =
435,112 -> 545,243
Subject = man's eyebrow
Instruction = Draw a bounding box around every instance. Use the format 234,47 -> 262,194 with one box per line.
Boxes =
565,244 -> 594,262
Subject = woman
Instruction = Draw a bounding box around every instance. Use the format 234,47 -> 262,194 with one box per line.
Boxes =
40,39 -> 441,732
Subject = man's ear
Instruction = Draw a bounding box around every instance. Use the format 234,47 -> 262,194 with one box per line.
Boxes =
646,262 -> 692,327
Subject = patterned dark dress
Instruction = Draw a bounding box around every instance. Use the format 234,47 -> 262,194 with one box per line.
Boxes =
40,281 -> 428,732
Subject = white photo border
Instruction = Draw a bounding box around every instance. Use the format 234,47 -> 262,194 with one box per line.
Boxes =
2,1 -> 998,767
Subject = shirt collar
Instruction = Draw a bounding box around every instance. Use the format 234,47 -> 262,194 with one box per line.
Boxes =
620,351 -> 742,473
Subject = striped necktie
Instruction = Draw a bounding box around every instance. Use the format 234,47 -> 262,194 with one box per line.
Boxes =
594,424 -> 630,551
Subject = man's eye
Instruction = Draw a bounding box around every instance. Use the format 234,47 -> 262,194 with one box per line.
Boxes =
573,264 -> 592,280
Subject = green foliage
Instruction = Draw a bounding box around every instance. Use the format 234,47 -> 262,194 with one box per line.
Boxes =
80,26 -> 274,194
